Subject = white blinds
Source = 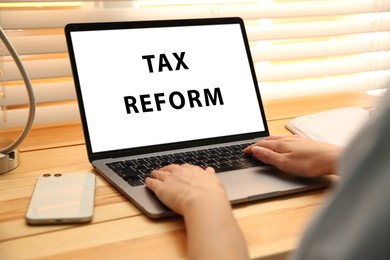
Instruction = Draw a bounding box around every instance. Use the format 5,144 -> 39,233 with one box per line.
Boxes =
1,0 -> 389,128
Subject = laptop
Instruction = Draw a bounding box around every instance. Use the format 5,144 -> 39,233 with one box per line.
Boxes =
65,17 -> 329,218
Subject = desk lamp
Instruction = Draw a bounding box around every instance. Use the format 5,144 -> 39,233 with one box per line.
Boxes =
0,26 -> 35,174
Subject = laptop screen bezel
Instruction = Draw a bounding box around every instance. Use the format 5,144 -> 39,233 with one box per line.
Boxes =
65,17 -> 269,162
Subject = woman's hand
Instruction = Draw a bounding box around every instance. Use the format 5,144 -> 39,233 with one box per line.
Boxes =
244,135 -> 342,177
145,164 -> 227,216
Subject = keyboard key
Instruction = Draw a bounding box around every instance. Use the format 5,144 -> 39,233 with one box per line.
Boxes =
213,162 -> 249,173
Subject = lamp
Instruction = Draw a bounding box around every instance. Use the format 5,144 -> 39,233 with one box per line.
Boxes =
0,26 -> 35,174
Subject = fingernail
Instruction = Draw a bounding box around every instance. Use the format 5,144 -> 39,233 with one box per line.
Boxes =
252,146 -> 264,153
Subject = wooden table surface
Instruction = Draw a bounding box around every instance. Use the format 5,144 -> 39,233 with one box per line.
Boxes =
0,90 -> 380,259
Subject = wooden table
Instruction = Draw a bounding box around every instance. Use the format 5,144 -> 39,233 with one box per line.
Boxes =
0,90 -> 380,259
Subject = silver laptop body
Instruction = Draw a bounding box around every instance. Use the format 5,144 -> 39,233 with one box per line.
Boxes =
65,17 -> 329,218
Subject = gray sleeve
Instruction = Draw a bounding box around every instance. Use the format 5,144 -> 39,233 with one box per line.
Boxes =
291,88 -> 390,260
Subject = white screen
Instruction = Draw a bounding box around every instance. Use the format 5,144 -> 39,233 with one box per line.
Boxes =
70,23 -> 265,153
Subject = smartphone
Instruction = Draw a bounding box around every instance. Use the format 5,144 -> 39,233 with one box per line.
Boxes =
26,172 -> 96,224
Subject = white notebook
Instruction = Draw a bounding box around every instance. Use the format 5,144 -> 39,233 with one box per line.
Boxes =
286,107 -> 370,146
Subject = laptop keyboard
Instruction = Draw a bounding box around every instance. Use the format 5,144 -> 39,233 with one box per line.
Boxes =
106,142 -> 264,186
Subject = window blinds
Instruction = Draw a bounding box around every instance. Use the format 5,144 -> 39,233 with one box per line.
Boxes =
1,0 -> 389,128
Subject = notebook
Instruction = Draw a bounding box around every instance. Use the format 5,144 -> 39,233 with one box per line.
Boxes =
286,107 -> 370,146
65,17 -> 330,218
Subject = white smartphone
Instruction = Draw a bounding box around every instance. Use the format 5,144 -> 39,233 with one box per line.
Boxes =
26,172 -> 96,224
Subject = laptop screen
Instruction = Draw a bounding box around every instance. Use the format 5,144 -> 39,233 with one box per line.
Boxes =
66,18 -> 268,155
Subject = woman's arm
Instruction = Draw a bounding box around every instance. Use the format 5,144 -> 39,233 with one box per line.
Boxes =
145,164 -> 249,260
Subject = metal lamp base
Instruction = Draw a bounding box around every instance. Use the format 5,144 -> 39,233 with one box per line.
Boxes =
0,149 -> 20,174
